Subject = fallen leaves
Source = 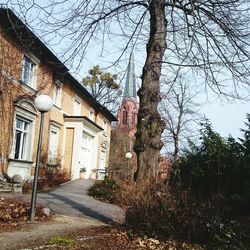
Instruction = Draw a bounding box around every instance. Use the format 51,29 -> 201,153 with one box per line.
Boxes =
0,196 -> 49,232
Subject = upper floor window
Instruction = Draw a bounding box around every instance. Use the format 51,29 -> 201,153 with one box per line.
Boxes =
102,119 -> 107,136
89,108 -> 95,121
73,97 -> 81,115
53,81 -> 62,108
21,55 -> 37,89
14,117 -> 30,160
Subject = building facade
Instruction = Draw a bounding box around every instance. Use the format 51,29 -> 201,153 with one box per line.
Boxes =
0,8 -> 117,181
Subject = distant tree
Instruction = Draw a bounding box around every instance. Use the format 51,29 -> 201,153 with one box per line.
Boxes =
82,65 -> 121,112
160,77 -> 200,163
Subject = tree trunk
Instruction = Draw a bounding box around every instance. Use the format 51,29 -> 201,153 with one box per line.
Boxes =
134,0 -> 166,182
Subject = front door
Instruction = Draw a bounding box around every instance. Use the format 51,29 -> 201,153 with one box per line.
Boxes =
64,128 -> 75,178
79,132 -> 93,178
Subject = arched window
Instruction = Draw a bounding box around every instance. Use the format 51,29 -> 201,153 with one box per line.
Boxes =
12,99 -> 37,161
122,108 -> 128,125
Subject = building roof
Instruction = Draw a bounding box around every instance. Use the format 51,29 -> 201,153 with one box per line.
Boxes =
123,53 -> 137,100
0,7 -> 117,122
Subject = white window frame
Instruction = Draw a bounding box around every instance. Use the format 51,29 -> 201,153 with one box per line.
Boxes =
11,100 -> 37,161
102,119 -> 108,136
73,96 -> 81,115
14,117 -> 30,160
89,108 -> 95,121
53,80 -> 62,108
99,143 -> 108,170
21,54 -> 38,89
48,125 -> 60,164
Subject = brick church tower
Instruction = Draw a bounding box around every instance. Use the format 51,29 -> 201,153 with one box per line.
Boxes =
109,53 -> 138,180
117,53 -> 139,139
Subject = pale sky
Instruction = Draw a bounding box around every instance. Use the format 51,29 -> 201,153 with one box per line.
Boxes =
200,99 -> 249,139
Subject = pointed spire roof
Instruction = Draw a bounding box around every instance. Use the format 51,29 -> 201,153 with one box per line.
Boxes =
123,53 -> 137,100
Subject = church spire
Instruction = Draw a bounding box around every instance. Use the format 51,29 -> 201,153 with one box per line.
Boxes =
123,53 -> 137,100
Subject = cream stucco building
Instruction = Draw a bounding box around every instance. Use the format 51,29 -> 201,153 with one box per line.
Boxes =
0,7 -> 117,181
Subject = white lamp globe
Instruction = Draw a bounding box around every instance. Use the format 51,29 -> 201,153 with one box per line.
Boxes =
125,152 -> 133,159
34,95 -> 53,112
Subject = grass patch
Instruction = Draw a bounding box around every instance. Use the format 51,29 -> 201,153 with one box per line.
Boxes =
48,236 -> 73,246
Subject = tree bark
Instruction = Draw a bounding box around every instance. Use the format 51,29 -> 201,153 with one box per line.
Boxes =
134,0 -> 166,182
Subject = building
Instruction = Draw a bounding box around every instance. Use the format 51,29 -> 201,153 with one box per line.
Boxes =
109,53 -> 139,180
117,53 -> 139,139
0,7 -> 117,181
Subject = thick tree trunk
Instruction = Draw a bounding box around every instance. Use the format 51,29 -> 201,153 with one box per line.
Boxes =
134,0 -> 166,182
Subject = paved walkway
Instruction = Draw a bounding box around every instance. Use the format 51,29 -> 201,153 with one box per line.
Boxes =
0,179 -> 125,249
36,179 -> 125,224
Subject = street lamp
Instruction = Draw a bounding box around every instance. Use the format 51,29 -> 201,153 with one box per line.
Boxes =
30,94 -> 53,221
125,152 -> 132,159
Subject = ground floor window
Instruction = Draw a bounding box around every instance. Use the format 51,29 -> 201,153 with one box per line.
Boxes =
99,149 -> 106,169
48,125 -> 60,164
14,117 -> 31,160
11,99 -> 37,162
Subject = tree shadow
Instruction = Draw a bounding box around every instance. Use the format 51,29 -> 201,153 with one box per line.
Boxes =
40,192 -> 123,225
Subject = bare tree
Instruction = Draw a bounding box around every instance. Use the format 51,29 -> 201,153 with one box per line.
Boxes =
160,76 -> 201,164
8,0 -> 250,182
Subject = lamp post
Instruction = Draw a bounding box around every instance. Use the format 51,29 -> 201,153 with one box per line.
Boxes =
30,94 -> 53,221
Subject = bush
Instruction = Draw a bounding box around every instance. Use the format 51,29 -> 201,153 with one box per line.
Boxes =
125,181 -> 249,249
171,121 -> 250,208
88,177 -> 120,203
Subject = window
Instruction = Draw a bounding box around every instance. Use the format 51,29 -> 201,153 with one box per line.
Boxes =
73,98 -> 81,115
21,55 -> 37,88
99,143 -> 107,172
99,149 -> 106,169
53,83 -> 62,107
122,108 -> 128,125
10,99 -> 36,175
48,126 -> 60,164
102,119 -> 107,136
132,110 -> 137,125
14,117 -> 30,160
89,108 -> 95,121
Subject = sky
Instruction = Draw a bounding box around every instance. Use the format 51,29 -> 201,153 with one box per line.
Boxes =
5,1 -> 250,140
200,98 -> 249,139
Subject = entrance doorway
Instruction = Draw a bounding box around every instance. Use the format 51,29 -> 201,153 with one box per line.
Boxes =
79,131 -> 93,178
64,128 -> 75,177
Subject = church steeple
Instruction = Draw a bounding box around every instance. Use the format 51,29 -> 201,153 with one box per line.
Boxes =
117,52 -> 139,137
123,53 -> 137,100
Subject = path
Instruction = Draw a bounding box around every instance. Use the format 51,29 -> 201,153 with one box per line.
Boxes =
37,179 -> 125,224
0,179 -> 125,250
